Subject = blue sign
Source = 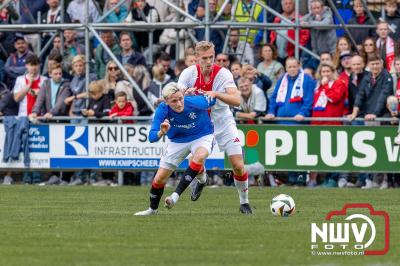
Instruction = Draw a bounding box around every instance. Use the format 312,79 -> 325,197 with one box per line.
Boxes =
29,125 -> 49,153
65,126 -> 89,156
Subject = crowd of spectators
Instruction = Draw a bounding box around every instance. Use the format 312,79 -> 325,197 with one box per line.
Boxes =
0,0 -> 400,188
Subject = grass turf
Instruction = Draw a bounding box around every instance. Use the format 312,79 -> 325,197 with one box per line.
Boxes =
0,186 -> 398,266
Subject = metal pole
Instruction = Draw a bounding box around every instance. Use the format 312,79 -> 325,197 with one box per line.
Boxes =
37,11 -> 42,56
276,31 -> 320,60
85,0 -> 90,106
89,26 -> 155,113
97,0 -> 127,22
175,29 -> 180,60
205,0 -> 210,41
326,0 -> 358,50
222,0 -> 240,54
0,0 -> 12,10
253,0 -> 294,25
294,0 -> 299,59
118,170 -> 124,185
360,0 -> 376,25
60,0 -> 65,59
38,33 -> 57,58
187,31 -> 198,44
148,30 -> 154,65
158,0 -> 201,23
213,0 -> 230,23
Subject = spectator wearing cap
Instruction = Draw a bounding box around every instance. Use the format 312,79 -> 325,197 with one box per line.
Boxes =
337,51 -> 352,115
332,37 -> 352,70
4,35 -> 34,88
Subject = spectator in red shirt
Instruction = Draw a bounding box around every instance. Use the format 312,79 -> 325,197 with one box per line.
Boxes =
109,91 -> 134,123
270,0 -> 310,63
312,62 -> 347,126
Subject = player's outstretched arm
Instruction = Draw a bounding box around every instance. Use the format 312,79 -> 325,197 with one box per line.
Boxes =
185,95 -> 216,110
205,87 -> 240,107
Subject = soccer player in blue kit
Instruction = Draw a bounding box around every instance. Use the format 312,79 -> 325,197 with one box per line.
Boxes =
134,82 -> 216,215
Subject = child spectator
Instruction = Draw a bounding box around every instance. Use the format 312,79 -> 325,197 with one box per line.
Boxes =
82,81 -> 111,118
13,55 -> 47,117
109,91 -> 134,123
348,0 -> 374,49
384,0 -> 400,41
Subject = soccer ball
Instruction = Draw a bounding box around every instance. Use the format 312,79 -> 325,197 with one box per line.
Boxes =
270,194 -> 296,217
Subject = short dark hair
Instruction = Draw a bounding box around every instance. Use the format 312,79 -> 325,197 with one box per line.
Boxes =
119,31 -> 132,40
175,59 -> 187,72
25,54 -> 40,66
367,53 -> 381,64
48,50 -> 63,63
157,51 -> 171,62
115,91 -> 127,99
262,43 -> 278,60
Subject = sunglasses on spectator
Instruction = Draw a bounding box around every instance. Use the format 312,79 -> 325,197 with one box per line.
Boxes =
364,43 -> 374,47
108,66 -> 119,71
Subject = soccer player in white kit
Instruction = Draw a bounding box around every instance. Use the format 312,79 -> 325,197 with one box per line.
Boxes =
178,41 -> 253,214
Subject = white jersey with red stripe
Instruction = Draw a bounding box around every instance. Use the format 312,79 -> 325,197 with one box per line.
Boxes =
178,64 -> 242,155
177,65 -> 237,135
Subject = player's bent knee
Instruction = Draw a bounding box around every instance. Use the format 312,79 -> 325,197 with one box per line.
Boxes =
192,148 -> 209,165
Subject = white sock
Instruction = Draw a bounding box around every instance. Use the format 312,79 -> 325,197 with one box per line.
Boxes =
171,192 -> 179,203
234,178 -> 249,204
195,170 -> 207,184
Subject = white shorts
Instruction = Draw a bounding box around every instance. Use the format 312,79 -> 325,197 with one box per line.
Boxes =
159,134 -> 215,171
214,123 -> 242,156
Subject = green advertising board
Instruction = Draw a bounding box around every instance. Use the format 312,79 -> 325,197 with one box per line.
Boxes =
232,125 -> 400,172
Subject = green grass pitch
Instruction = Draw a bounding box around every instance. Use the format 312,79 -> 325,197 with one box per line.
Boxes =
0,186 -> 398,266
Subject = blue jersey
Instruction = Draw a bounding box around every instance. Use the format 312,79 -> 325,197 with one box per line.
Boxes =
149,95 -> 215,143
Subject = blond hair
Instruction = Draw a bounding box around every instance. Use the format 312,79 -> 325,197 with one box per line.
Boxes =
89,81 -> 105,94
162,82 -> 181,99
195,41 -> 215,55
315,62 -> 338,82
72,55 -> 85,66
